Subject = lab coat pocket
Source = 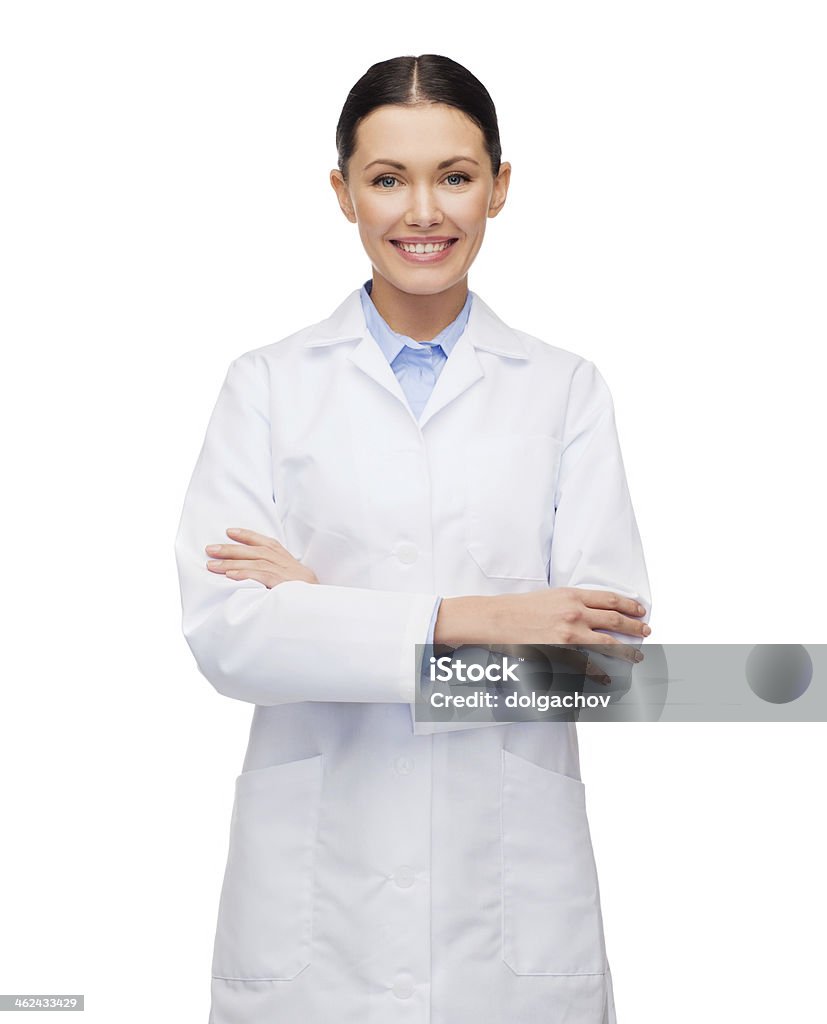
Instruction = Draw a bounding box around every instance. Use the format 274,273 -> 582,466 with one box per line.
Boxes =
465,434 -> 561,581
212,753 -> 324,981
500,749 -> 606,976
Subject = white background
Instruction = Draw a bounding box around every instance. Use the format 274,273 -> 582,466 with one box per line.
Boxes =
1,1 -> 825,1021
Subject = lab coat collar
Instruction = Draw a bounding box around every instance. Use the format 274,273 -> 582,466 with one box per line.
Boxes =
304,287 -> 529,429
304,287 -> 531,360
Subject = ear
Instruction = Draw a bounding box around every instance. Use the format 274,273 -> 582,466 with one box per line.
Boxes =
330,169 -> 357,224
488,161 -> 511,219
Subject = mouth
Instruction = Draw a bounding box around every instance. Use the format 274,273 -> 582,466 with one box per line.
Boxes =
389,237 -> 459,263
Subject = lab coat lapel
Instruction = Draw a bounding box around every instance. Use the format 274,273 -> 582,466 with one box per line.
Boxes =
347,335 -> 411,412
304,288 -> 414,418
417,337 -> 483,430
418,291 -> 529,430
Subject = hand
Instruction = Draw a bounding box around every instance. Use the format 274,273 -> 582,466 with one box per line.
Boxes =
481,642 -> 626,687
205,527 -> 318,588
435,587 -> 650,683
492,587 -> 649,657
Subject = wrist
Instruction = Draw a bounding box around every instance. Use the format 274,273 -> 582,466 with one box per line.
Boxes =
434,595 -> 503,648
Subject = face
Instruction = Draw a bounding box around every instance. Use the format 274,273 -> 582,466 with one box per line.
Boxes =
330,103 -> 510,297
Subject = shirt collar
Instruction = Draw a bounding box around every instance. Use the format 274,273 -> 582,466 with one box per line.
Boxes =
303,285 -> 530,361
359,278 -> 473,364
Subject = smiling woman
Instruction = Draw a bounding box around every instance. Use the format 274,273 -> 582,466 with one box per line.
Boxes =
174,53 -> 651,1024
335,103 -> 501,284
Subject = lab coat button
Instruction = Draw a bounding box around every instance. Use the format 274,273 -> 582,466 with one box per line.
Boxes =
391,975 -> 414,999
393,865 -> 416,888
396,542 -> 418,564
394,756 -> 414,775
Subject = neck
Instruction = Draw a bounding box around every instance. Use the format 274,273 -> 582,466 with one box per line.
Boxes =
368,274 -> 469,341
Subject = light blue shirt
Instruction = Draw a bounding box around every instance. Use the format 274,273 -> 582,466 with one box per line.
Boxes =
360,278 -> 472,419
359,278 -> 474,675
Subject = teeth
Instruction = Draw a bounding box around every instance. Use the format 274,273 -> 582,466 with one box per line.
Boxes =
395,240 -> 453,254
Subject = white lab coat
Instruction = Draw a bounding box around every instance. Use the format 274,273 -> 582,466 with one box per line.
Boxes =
174,285 -> 651,1024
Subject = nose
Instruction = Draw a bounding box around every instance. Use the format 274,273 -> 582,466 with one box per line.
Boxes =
404,183 -> 443,229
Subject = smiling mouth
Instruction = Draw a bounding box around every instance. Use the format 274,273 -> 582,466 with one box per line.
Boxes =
390,239 -> 458,254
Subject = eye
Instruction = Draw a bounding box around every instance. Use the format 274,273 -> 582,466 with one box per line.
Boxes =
372,174 -> 399,188
445,172 -> 471,186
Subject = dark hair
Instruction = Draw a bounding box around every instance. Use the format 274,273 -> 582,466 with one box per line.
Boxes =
335,54 -> 502,183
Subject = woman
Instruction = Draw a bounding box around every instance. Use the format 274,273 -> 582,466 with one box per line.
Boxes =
174,54 -> 651,1024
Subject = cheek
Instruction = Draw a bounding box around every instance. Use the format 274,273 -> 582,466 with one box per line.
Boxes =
352,195 -> 386,231
361,210 -> 400,245
447,194 -> 491,236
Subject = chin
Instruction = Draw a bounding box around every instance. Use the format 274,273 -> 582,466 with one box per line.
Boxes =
380,268 -> 464,296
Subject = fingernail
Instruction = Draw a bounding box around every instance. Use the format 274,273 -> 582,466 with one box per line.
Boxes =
635,651 -> 644,662
643,624 -> 651,636
205,545 -> 220,554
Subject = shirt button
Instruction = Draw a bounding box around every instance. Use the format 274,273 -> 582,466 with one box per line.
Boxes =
394,755 -> 414,775
392,975 -> 414,1000
393,865 -> 416,888
396,542 -> 418,565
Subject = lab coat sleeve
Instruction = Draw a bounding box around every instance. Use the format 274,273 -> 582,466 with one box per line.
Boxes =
421,598 -> 441,674
548,359 -> 652,687
173,353 -> 440,707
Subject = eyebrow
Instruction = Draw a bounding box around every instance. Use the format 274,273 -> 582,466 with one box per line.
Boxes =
363,155 -> 480,172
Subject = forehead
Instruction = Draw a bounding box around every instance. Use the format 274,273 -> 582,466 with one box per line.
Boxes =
354,103 -> 485,163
